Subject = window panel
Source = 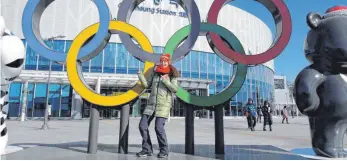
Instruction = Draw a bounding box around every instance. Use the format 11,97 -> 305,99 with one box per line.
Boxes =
116,44 -> 127,74
48,84 -> 61,117
216,81 -> 223,93
215,56 -> 223,75
37,56 -> 49,71
51,40 -> 64,71
24,40 -> 38,70
173,59 -> 181,72
200,52 -> 207,74
182,71 -> 190,78
182,54 -> 190,77
207,54 -> 215,79
8,83 -> 22,117
90,50 -> 103,73
33,83 -> 47,117
128,52 -> 139,74
61,85 -> 71,117
191,51 -> 198,74
209,84 -> 215,95
103,43 -> 116,73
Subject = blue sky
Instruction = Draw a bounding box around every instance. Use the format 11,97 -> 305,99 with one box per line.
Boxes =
231,0 -> 347,82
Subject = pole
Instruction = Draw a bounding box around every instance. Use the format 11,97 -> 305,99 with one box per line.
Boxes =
41,60 -> 51,130
215,104 -> 225,154
87,78 -> 101,154
21,81 -> 28,121
118,104 -> 130,154
229,101 -> 231,116
184,102 -> 194,154
41,37 -> 56,129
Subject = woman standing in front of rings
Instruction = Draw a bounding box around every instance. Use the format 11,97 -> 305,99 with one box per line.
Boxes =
136,54 -> 179,158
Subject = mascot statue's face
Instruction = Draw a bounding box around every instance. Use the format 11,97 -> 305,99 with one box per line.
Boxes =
304,6 -> 347,71
0,24 -> 26,85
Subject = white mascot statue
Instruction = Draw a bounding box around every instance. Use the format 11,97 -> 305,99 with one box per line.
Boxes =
0,16 -> 26,155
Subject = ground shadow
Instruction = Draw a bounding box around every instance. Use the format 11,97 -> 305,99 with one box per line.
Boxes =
9,142 -> 309,160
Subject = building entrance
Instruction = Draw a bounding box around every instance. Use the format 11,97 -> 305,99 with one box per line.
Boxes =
81,86 -> 144,119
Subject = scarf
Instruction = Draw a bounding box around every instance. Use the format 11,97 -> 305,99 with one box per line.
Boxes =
155,65 -> 171,74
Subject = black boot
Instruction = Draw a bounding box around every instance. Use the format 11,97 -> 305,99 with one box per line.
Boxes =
136,151 -> 153,157
157,151 -> 168,158
270,126 -> 272,131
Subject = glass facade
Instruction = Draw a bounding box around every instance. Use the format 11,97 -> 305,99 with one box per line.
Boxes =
8,40 -> 274,118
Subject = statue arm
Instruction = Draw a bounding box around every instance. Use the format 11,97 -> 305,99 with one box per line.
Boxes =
294,65 -> 325,116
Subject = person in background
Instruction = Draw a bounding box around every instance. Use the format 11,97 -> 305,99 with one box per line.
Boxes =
282,106 -> 289,124
246,99 -> 257,131
291,109 -> 295,118
262,101 -> 273,131
136,54 -> 179,158
256,105 -> 262,123
48,103 -> 52,121
244,105 -> 251,129
276,109 -> 281,116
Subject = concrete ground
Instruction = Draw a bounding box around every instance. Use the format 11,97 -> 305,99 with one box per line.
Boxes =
1,116 -> 346,160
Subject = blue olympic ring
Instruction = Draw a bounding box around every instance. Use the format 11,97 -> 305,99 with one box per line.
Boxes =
22,0 -> 111,63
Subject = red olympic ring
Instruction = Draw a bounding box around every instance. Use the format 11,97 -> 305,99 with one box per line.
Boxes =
207,0 -> 292,65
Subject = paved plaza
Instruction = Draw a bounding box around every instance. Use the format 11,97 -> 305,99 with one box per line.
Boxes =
1,116 -> 346,160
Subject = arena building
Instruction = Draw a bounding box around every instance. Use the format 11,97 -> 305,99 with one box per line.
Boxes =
1,0 -> 274,119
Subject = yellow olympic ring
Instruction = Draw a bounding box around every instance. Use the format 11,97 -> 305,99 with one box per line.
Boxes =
66,21 -> 155,106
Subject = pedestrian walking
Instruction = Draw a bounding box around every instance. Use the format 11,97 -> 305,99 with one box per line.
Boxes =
282,106 -> 289,124
245,108 -> 251,129
262,101 -> 273,131
257,105 -> 262,123
246,99 -> 257,131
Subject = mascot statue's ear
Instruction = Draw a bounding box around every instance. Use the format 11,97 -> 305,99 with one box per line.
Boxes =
307,12 -> 322,29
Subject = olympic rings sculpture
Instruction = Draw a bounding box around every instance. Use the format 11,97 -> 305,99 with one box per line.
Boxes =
22,0 -> 292,107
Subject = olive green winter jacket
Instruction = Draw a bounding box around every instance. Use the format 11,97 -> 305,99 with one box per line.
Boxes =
138,70 -> 179,118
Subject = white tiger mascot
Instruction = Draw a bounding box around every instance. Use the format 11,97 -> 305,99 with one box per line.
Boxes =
0,16 -> 26,155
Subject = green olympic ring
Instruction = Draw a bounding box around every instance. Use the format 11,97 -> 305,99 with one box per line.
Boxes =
164,23 -> 248,107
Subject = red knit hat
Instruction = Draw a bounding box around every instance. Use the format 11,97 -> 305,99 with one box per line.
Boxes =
160,54 -> 171,62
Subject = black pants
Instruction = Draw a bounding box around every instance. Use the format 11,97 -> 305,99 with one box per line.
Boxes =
139,114 -> 168,154
247,116 -> 256,129
282,117 -> 289,123
247,116 -> 251,128
257,115 -> 262,123
263,122 -> 272,130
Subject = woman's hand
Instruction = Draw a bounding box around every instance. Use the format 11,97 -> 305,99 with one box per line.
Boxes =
161,74 -> 169,80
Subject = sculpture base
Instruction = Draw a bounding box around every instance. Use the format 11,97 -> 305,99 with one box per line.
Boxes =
0,146 -> 24,155
291,148 -> 347,160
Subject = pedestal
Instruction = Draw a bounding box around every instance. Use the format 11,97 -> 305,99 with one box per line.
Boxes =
118,104 -> 130,154
184,102 -> 194,154
214,105 -> 225,154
